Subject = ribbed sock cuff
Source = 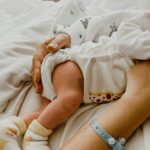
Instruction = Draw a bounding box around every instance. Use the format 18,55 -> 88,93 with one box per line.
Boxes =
29,120 -> 53,137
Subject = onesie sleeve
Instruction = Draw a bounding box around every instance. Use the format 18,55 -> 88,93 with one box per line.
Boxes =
54,11 -> 137,47
114,12 -> 150,60
54,16 -> 92,47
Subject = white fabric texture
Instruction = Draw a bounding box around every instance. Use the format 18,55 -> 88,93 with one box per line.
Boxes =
0,0 -> 150,150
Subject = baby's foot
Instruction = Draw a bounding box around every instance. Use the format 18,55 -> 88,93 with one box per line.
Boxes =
0,116 -> 26,150
23,120 -> 52,150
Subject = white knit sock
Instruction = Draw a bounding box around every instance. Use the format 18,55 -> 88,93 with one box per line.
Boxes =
23,120 -> 52,150
0,116 -> 27,150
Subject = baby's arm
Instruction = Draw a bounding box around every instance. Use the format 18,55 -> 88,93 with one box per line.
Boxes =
54,15 -> 116,46
114,11 -> 150,60
53,11 -> 140,46
53,16 -> 92,46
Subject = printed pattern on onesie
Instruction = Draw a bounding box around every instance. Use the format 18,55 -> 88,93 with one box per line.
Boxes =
89,92 -> 122,103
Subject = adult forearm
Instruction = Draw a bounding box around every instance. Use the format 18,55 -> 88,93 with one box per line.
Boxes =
61,93 -> 150,150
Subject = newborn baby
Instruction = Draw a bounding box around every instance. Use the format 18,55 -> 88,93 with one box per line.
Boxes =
0,10 -> 150,150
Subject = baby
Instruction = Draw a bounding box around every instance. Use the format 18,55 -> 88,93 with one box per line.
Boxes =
0,11 -> 150,150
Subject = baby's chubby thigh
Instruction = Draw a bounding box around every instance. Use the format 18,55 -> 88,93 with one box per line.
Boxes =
52,61 -> 84,112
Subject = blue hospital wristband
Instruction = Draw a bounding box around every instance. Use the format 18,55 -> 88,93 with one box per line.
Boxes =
90,120 -> 126,150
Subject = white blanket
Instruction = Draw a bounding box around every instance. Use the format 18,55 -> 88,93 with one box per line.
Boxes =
0,0 -> 150,149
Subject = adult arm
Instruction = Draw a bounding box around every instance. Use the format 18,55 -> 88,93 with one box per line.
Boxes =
61,60 -> 150,150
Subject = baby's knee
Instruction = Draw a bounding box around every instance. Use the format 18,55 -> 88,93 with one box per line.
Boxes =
59,92 -> 83,114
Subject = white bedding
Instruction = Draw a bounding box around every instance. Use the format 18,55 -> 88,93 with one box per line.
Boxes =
0,0 -> 150,149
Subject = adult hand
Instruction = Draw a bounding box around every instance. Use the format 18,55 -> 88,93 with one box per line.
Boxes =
32,33 -> 71,93
46,33 -> 71,53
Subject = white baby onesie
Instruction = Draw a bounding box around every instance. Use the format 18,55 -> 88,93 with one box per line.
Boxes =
41,11 -> 150,104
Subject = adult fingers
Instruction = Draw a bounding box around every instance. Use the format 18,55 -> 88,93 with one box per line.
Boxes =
33,68 -> 43,93
32,36 -> 56,93
46,34 -> 70,53
43,36 -> 56,46
32,50 -> 45,93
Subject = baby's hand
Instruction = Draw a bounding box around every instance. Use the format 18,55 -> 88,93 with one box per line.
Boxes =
46,33 -> 71,53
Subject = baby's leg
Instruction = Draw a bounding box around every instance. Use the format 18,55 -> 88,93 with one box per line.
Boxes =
37,60 -> 84,129
21,60 -> 84,129
20,97 -> 50,127
0,96 -> 50,150
23,61 -> 84,150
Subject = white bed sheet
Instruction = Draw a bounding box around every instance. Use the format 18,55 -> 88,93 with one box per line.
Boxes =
0,0 -> 150,150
